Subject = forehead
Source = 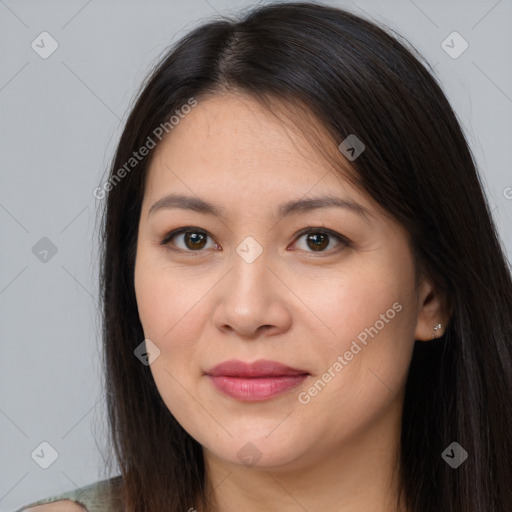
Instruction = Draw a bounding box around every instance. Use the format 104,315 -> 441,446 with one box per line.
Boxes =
153,94 -> 330,172
143,93 -> 374,215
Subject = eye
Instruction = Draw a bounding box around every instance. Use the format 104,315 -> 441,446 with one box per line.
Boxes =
160,226 -> 350,254
291,227 -> 350,254
160,227 -> 219,252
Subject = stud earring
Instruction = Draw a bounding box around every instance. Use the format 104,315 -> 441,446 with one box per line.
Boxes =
432,323 -> 442,339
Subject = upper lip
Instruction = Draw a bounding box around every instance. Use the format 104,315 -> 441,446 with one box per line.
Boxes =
205,359 -> 309,378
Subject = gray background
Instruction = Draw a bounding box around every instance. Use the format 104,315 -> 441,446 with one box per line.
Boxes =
1,0 -> 511,509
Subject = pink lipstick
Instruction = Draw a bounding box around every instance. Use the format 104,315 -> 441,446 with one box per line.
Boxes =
205,359 -> 309,402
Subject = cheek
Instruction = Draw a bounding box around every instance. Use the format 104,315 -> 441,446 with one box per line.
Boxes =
305,267 -> 411,350
134,261 -> 169,341
296,273 -> 416,440
305,255 -> 418,395
133,247 -> 215,407
134,250 -> 206,415
134,248 -> 203,341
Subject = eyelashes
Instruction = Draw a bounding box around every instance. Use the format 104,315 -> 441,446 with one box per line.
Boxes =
159,226 -> 351,255
292,226 -> 350,253
160,228 -> 219,253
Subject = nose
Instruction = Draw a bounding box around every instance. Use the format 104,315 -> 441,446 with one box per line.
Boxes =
211,248 -> 292,339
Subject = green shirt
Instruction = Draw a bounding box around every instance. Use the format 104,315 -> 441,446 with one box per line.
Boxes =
12,476 -> 121,511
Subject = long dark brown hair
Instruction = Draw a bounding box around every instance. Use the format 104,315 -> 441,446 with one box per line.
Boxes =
97,2 -> 512,511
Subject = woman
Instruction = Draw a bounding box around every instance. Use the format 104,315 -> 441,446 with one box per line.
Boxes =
16,2 -> 512,511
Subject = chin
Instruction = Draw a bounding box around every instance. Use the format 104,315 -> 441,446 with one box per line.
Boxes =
198,426 -> 308,470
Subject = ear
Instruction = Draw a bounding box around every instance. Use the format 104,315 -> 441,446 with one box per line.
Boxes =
414,277 -> 451,341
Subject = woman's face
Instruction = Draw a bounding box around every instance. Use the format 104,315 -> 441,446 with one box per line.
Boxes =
134,93 -> 433,471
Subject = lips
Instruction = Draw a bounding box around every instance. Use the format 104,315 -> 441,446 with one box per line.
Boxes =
205,359 -> 309,378
205,359 -> 310,402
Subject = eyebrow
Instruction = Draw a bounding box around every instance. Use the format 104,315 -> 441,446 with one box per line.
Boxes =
148,193 -> 372,220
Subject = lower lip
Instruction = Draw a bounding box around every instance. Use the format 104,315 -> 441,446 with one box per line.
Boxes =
207,374 -> 309,401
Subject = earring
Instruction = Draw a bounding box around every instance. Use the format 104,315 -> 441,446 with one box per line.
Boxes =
432,323 -> 442,339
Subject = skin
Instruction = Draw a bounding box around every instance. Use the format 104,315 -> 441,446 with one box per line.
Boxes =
134,93 -> 449,512
28,501 -> 86,511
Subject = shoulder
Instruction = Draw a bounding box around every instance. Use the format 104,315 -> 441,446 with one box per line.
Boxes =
13,476 -> 122,512
23,500 -> 87,511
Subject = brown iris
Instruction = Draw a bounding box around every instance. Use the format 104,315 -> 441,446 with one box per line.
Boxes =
305,232 -> 329,251
184,231 -> 208,250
